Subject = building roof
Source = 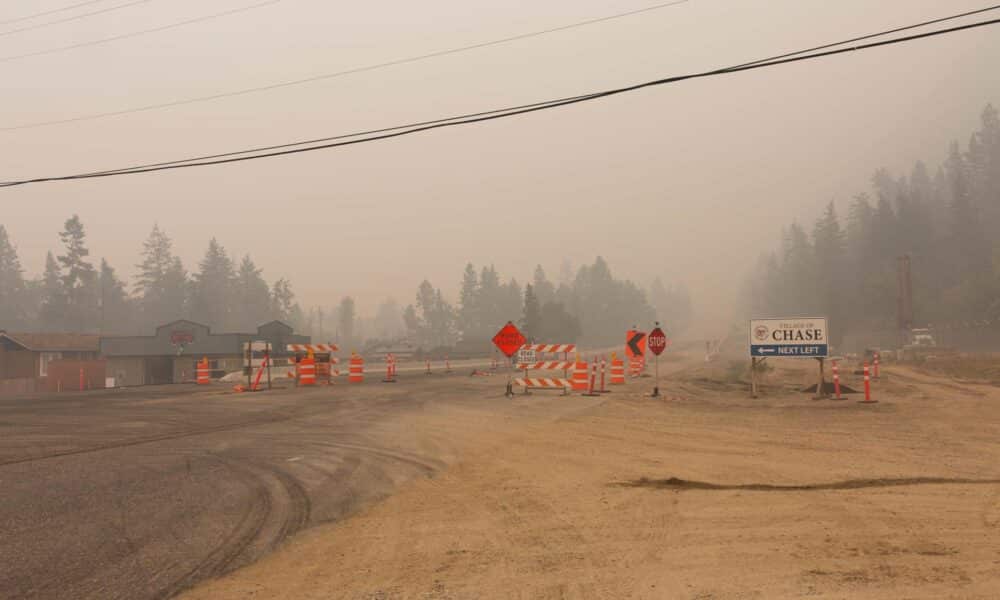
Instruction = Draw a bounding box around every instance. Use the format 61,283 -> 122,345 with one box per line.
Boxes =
0,332 -> 101,352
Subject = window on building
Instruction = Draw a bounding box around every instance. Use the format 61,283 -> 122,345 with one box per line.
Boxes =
39,352 -> 62,377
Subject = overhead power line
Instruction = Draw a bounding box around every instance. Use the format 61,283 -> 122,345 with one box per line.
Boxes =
2,14 -> 999,188
74,2 -> 1000,176
0,0 -> 110,26
0,0 -> 691,131
0,0 -> 158,38
0,0 -> 281,63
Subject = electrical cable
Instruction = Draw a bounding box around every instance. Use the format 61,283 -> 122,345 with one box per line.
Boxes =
0,0 -> 158,38
0,0 -> 110,26
0,0 -> 280,64
2,14 -> 998,188
64,4 -> 1000,177
0,0 -> 690,131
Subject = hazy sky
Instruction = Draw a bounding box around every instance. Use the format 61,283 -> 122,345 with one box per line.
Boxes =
2,0 -> 999,332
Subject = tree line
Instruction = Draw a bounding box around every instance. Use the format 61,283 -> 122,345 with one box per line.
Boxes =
743,103 -> 1000,344
0,218 -> 304,334
401,257 -> 693,351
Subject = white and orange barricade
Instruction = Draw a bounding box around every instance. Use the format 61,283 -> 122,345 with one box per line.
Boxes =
519,344 -> 576,353
287,343 -> 339,385
515,343 -> 577,393
628,357 -> 645,378
196,357 -> 210,385
349,354 -> 364,383
299,356 -> 316,386
287,343 -> 339,353
512,377 -> 571,393
610,357 -> 625,385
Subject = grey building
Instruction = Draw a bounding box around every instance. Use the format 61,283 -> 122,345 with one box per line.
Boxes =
100,320 -> 309,386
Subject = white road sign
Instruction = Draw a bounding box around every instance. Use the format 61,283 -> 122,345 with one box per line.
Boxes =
749,317 -> 829,358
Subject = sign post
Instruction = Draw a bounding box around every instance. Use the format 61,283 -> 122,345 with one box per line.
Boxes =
648,324 -> 667,397
492,322 -> 526,398
749,317 -> 829,398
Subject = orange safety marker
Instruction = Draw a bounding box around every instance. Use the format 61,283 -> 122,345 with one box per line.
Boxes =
859,361 -> 876,404
832,359 -> 842,400
251,354 -> 269,391
196,357 -> 210,385
599,357 -> 608,393
873,351 -> 881,380
349,354 -> 364,383
582,358 -> 601,397
571,358 -> 589,391
383,353 -> 397,383
299,356 -> 316,386
610,356 -> 625,385
425,359 -> 432,375
445,356 -> 452,373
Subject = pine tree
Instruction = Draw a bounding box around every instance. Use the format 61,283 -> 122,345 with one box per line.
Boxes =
457,263 -> 479,340
531,265 -> 555,305
271,278 -> 296,322
57,215 -> 98,331
190,238 -> 235,329
233,255 -> 272,330
98,259 -> 134,334
373,297 -> 403,339
39,252 -> 66,332
135,224 -> 187,329
0,225 -> 27,329
520,284 -> 541,340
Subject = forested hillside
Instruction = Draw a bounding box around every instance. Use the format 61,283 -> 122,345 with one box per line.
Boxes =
744,104 -> 1000,345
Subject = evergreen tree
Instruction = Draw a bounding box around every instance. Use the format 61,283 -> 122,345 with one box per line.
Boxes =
520,283 -> 541,340
373,297 -> 403,339
98,259 -> 133,334
457,263 -> 479,340
56,215 -> 98,331
271,278 -> 296,322
233,255 -> 272,330
135,224 -> 188,328
0,225 -> 27,329
538,301 -> 581,343
39,252 -> 66,332
190,238 -> 235,330
532,265 -> 555,305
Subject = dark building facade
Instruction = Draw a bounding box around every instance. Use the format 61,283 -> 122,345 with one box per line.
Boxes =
100,320 -> 308,386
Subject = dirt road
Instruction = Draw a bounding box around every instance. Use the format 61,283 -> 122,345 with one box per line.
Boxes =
182,356 -> 1000,599
0,372 -> 601,600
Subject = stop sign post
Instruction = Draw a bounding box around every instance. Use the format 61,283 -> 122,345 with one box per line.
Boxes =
648,324 -> 668,397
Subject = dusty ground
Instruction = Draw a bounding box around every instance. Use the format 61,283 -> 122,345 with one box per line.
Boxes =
182,353 -> 1000,599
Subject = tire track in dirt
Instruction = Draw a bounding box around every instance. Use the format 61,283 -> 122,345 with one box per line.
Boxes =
154,456 -> 273,600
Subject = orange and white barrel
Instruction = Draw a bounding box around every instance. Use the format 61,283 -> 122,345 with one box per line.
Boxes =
349,355 -> 364,383
571,361 -> 589,391
610,359 -> 625,385
299,357 -> 316,386
196,358 -> 210,385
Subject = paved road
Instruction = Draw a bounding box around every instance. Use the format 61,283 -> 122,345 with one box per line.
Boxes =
0,373 -> 572,600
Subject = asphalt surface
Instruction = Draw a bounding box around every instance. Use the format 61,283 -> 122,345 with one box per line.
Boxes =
0,371 -> 554,600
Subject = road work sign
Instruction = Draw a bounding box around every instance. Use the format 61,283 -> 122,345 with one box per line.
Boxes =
626,330 -> 646,358
492,322 -> 526,358
749,317 -> 828,357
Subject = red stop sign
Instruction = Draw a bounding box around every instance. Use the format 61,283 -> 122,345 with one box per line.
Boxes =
492,322 -> 526,358
648,327 -> 668,356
